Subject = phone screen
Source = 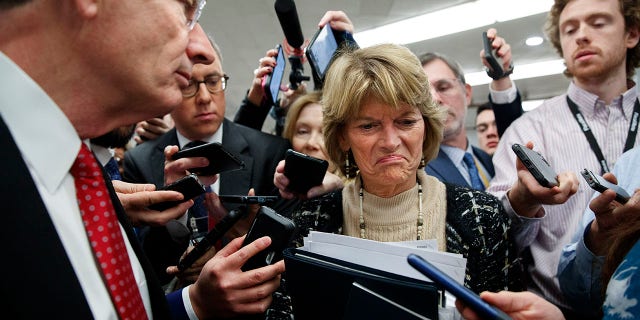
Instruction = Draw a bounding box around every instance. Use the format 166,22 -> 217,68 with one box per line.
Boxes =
307,24 -> 338,79
270,45 -> 286,104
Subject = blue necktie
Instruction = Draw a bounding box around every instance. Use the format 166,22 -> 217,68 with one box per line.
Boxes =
104,157 -> 122,181
462,152 -> 485,191
184,141 -> 211,239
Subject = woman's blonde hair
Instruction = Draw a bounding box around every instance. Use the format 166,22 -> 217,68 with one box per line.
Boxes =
322,43 -> 445,177
282,90 -> 323,141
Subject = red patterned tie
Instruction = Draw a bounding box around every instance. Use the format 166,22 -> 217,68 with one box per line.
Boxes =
70,144 -> 148,320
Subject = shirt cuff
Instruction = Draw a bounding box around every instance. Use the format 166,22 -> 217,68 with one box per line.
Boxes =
577,222 -> 605,265
182,285 -> 199,320
500,190 -> 546,221
500,191 -> 543,249
489,79 -> 517,104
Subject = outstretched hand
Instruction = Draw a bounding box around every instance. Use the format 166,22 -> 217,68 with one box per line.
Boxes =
587,179 -> 640,255
113,180 -> 193,226
273,160 -> 343,199
456,291 -> 564,320
188,235 -> 285,319
508,142 -> 579,218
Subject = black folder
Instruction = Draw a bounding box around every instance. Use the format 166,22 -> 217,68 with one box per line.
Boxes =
283,248 -> 441,320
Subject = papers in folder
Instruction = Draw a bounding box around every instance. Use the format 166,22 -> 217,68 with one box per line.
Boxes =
299,231 -> 467,284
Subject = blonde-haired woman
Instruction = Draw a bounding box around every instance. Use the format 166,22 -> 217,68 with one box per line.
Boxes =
276,43 -> 523,293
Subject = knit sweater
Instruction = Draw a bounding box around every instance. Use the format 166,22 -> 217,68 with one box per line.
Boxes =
342,170 -> 447,249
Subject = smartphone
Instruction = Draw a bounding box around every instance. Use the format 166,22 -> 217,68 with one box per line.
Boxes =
305,23 -> 339,86
171,142 -> 245,176
177,208 -> 245,271
148,174 -> 205,211
284,149 -> 329,194
218,195 -> 279,205
241,206 -> 296,271
407,254 -> 512,320
482,31 -> 505,79
262,44 -> 286,106
511,143 -> 559,188
580,169 -> 630,204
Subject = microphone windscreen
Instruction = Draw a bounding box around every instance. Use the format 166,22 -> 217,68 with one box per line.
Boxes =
274,0 -> 305,49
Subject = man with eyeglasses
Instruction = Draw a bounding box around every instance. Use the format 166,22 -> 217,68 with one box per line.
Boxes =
123,36 -> 291,288
422,30 -> 522,190
0,0 -> 288,319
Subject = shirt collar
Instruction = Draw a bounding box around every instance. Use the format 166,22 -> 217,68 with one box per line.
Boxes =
441,144 -> 467,165
567,81 -> 638,119
90,142 -> 114,167
0,52 -> 80,193
176,122 -> 224,148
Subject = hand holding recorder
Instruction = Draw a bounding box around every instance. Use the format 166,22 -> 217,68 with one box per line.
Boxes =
584,172 -> 639,255
481,29 -> 514,86
113,180 -> 193,227
507,142 -> 579,218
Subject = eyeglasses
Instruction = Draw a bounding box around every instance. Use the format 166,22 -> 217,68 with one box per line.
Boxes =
182,74 -> 229,97
185,0 -> 206,31
429,78 -> 464,97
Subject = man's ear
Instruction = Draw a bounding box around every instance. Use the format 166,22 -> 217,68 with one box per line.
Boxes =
74,0 -> 98,19
626,25 -> 640,49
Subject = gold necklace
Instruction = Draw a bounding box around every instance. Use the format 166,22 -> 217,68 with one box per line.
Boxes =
358,176 -> 424,240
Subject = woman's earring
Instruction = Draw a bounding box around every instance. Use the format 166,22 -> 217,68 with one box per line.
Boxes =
345,151 -> 351,179
420,155 -> 426,168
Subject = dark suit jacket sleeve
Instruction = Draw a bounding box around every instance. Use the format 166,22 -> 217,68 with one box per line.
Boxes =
489,90 -> 523,137
233,93 -> 272,131
123,146 -> 149,184
166,290 -> 189,320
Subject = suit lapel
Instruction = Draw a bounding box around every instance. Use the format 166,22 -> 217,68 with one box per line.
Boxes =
425,148 -> 470,188
149,129 -> 180,187
472,146 -> 495,178
219,120 -> 252,196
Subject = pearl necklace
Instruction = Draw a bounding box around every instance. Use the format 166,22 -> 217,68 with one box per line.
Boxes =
358,176 -> 424,240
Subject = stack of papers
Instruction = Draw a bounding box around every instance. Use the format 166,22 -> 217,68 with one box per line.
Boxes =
299,231 -> 467,285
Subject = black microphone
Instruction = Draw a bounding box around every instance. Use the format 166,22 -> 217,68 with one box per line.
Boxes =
274,0 -> 304,50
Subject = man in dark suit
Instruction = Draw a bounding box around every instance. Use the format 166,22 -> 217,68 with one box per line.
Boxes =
422,29 -> 522,190
0,2 -> 284,319
123,38 -> 291,284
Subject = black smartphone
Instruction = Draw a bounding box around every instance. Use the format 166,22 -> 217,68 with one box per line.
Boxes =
177,208 -> 245,271
262,44 -> 286,106
580,169 -> 630,204
284,149 -> 329,194
218,195 -> 279,205
407,254 -> 512,320
171,142 -> 245,176
241,206 -> 296,271
511,143 -> 559,188
305,23 -> 339,86
148,174 -> 205,211
482,31 -> 505,79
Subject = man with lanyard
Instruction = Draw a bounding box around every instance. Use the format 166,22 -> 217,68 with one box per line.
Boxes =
486,0 -> 640,318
